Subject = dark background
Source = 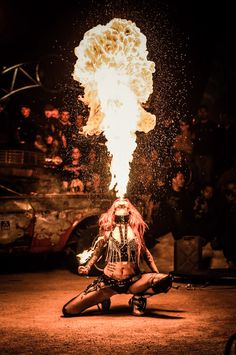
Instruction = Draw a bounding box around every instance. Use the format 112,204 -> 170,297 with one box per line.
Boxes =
0,0 -> 235,118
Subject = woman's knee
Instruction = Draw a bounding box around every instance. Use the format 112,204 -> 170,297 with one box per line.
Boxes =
61,293 -> 84,316
151,273 -> 173,294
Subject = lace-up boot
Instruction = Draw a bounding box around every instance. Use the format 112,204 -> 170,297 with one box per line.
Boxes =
129,295 -> 146,316
97,298 -> 111,313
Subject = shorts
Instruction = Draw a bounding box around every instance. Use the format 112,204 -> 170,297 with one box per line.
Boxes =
84,273 -> 142,295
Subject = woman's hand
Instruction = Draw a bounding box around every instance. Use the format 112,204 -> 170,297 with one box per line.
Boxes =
78,266 -> 90,275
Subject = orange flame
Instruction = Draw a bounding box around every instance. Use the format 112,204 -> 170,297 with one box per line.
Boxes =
76,248 -> 93,265
73,18 -> 156,197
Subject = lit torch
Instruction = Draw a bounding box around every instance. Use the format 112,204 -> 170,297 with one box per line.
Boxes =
76,237 -> 104,267
73,18 -> 156,198
76,248 -> 93,265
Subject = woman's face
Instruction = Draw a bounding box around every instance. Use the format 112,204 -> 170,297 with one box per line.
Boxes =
114,199 -> 129,216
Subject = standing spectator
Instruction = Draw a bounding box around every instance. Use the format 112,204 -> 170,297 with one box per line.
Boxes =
172,117 -> 194,161
59,108 -> 72,146
192,105 -> 217,186
50,105 -> 62,141
61,147 -> 85,192
57,107 -> 73,160
37,103 -> 53,135
193,183 -> 222,246
70,113 -> 88,153
0,101 -> 12,147
217,159 -> 236,197
38,103 -> 60,138
215,111 -> 236,176
220,181 -> 236,268
34,131 -> 62,168
85,172 -> 103,193
145,169 -> 195,247
51,107 -> 60,120
170,149 -> 194,190
84,147 -> 103,174
164,169 -> 195,240
83,147 -> 109,193
15,104 -> 37,149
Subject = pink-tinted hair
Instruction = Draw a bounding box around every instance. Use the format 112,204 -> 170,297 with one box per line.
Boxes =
99,198 -> 147,250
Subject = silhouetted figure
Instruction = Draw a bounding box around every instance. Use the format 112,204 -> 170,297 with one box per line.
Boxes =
145,169 -> 195,247
15,104 -> 37,149
192,105 -> 217,186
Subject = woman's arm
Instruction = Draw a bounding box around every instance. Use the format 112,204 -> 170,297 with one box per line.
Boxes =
142,245 -> 159,273
78,236 -> 107,275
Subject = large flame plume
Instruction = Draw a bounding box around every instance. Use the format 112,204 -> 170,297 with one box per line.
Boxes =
73,18 -> 156,197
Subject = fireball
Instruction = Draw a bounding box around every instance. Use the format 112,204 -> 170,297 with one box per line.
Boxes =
73,18 -> 156,197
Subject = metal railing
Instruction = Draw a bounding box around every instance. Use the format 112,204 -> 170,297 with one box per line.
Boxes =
0,150 -> 45,167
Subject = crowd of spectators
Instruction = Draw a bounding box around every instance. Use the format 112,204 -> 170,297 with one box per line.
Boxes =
142,105 -> 236,268
0,100 -> 236,267
0,102 -> 111,194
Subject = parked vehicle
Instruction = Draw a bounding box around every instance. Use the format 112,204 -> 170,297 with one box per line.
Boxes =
0,184 -> 115,272
0,149 -> 114,274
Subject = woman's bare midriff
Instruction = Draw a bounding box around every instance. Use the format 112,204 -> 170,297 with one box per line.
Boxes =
104,262 -> 139,280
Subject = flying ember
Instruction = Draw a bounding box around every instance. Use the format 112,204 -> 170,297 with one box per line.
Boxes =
73,18 -> 156,197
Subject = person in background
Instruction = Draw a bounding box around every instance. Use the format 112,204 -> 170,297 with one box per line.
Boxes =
0,102 -> 12,147
34,131 -> 63,168
70,113 -> 88,152
192,105 -> 217,187
145,169 -> 195,247
220,181 -> 236,268
85,172 -> 102,193
61,146 -> 85,193
172,117 -> 194,161
15,104 -> 37,149
193,183 -> 221,246
58,107 -> 72,149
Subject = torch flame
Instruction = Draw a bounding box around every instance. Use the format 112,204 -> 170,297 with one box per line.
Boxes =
73,18 -> 156,197
76,248 -> 93,265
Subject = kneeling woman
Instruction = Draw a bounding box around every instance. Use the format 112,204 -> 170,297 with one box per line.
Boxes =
62,198 -> 172,316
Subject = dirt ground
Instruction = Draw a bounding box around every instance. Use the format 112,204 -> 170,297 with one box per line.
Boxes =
0,262 -> 236,355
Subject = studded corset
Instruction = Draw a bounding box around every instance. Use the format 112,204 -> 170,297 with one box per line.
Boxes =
106,224 -> 138,263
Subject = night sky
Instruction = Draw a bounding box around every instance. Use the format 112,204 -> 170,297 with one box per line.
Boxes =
0,0 -> 235,117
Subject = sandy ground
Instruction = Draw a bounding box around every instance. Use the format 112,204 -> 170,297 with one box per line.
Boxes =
0,265 -> 236,355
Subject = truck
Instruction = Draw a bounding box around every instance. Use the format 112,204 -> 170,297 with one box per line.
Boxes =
0,149 -> 116,274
